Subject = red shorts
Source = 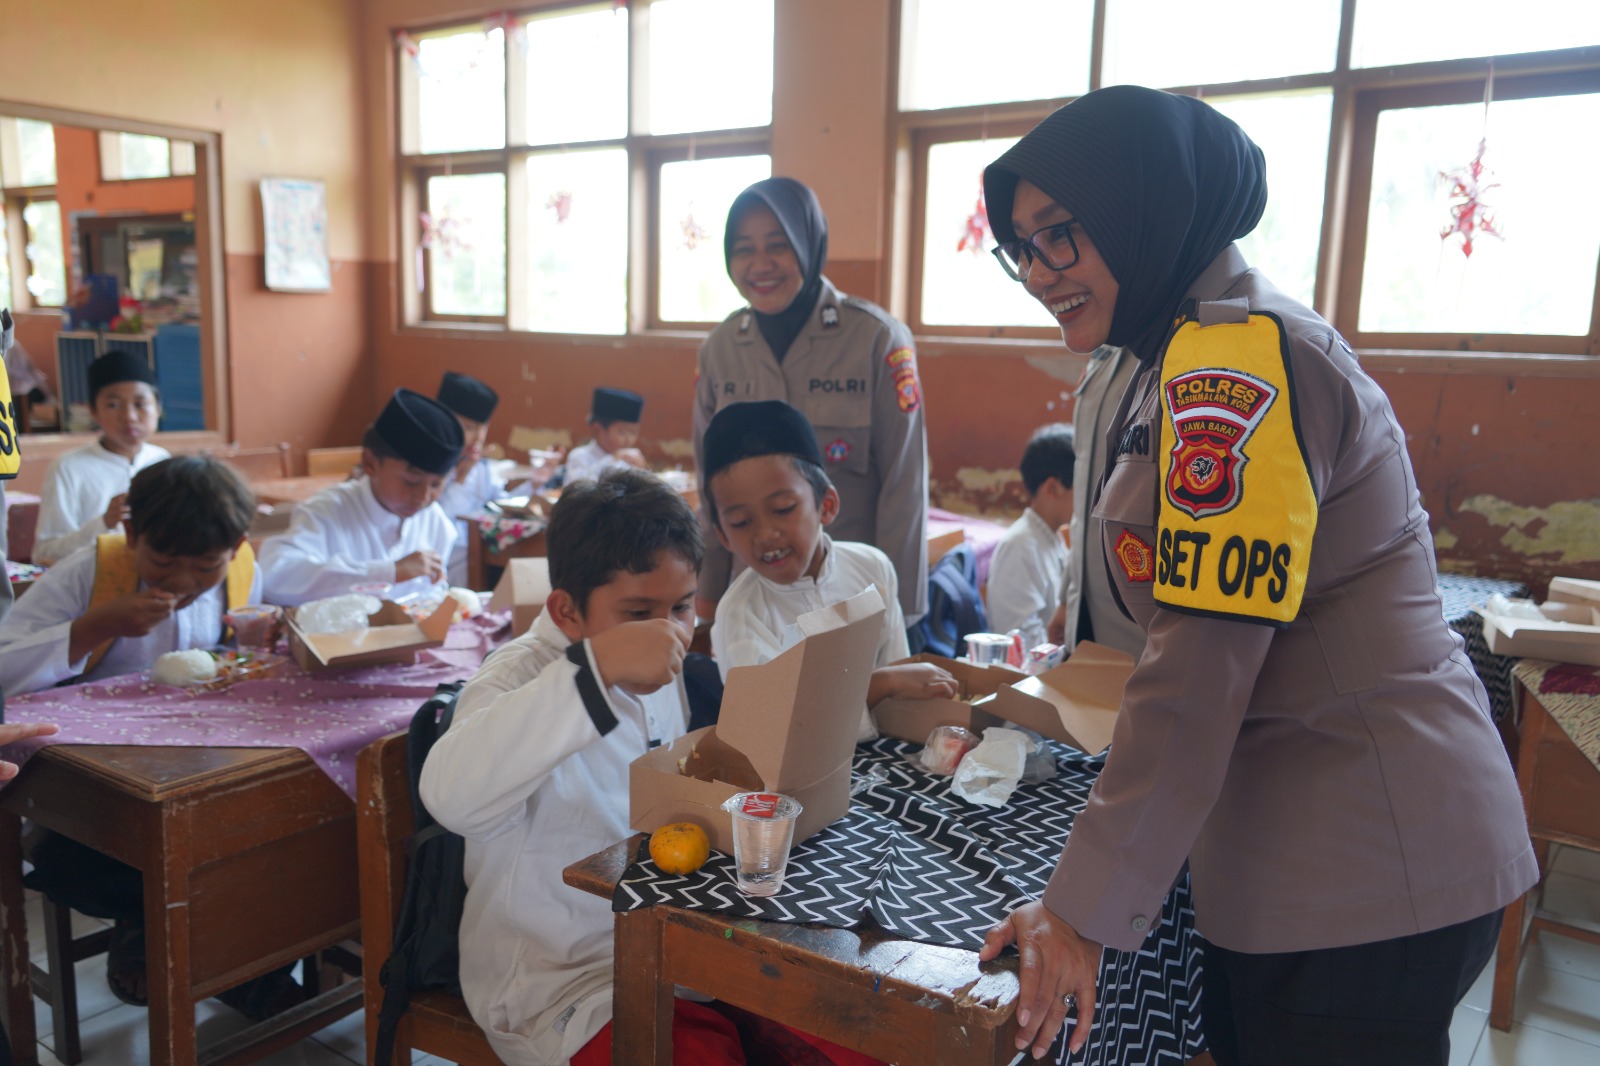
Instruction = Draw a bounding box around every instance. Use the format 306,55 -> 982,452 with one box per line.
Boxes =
571,998 -> 886,1066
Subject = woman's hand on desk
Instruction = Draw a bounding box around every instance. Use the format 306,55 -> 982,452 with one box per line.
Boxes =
0,722 -> 60,780
67,588 -> 179,663
980,899 -> 1101,1059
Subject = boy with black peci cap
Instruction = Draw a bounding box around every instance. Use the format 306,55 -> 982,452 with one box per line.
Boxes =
704,400 -> 954,743
435,371 -> 504,586
34,350 -> 170,565
564,386 -> 646,483
260,389 -> 463,606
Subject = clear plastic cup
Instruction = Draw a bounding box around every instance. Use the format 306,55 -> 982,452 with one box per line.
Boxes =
721,792 -> 803,897
225,604 -> 283,651
966,633 -> 1013,666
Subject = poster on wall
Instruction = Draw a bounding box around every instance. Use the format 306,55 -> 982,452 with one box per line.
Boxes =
260,177 -> 331,292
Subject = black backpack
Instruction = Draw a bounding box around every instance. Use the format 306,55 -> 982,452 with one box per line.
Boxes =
372,680 -> 468,1066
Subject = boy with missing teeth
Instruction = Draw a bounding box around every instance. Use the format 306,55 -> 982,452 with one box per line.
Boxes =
704,400 -> 955,742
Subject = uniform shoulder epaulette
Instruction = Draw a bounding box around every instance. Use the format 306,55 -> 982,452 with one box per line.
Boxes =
838,294 -> 902,332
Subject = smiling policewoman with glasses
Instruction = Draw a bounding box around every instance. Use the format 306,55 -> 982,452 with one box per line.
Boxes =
975,86 -> 1536,1066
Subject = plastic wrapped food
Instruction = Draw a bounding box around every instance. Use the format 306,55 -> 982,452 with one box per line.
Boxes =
294,593 -> 381,635
446,587 -> 482,619
918,725 -> 980,775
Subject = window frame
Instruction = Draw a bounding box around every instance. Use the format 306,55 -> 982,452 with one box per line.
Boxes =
892,0 -> 1600,358
394,0 -> 774,337
97,131 -> 197,183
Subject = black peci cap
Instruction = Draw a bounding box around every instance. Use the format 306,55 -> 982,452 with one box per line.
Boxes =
701,400 -> 824,487
372,388 -> 466,476
436,371 -> 499,423
88,350 -> 158,402
591,387 -> 644,423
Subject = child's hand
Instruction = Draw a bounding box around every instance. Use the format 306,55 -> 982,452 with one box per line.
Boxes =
0,722 -> 60,781
588,618 -> 689,695
1047,602 -> 1068,645
396,550 -> 445,583
102,493 -> 130,531
872,662 -> 959,704
618,448 -> 647,469
103,588 -> 180,638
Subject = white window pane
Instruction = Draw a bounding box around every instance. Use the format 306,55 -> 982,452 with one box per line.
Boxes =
1207,91 -> 1331,309
657,154 -> 772,323
23,200 -> 67,307
1104,0 -> 1339,88
17,119 -> 56,187
1358,93 -> 1600,336
1353,0 -> 1600,68
416,28 -> 506,153
170,140 -> 196,177
648,0 -> 773,134
120,133 -> 171,180
901,0 -> 1090,111
427,173 -> 506,317
527,148 -> 629,334
526,6 -> 628,144
920,138 -> 1052,328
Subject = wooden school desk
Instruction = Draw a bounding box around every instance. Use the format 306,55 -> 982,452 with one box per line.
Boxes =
564,838 -> 1023,1066
0,745 -> 364,1066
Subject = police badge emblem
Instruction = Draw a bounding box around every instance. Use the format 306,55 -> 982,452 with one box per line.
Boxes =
1162,367 -> 1277,519
820,305 -> 840,328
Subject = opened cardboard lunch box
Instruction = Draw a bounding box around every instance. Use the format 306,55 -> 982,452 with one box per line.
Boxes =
872,654 -> 1019,744
981,641 -> 1135,755
286,599 -> 455,671
489,558 -> 552,637
630,586 -> 886,856
1482,600 -> 1600,667
1548,576 -> 1600,610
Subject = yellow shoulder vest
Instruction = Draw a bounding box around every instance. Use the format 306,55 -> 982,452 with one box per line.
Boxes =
1153,309 -> 1317,627
0,363 -> 19,479
83,533 -> 256,676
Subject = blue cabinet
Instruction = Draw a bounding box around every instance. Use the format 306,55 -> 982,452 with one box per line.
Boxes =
154,325 -> 203,431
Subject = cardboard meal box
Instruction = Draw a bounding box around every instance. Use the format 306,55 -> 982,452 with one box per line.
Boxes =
630,586 -> 886,855
1482,601 -> 1600,667
1548,577 -> 1600,610
489,558 -> 552,636
286,599 -> 455,672
982,641 -> 1134,755
872,654 -> 1018,744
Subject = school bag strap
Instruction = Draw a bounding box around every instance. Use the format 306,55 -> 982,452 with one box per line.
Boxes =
372,679 -> 469,1066
83,533 -> 258,678
911,542 -> 988,659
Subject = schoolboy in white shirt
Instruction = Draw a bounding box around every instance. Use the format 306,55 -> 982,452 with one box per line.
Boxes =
564,386 -> 646,483
34,350 -> 170,565
434,371 -> 505,587
259,389 -> 462,605
986,423 -> 1074,649
704,401 -> 955,742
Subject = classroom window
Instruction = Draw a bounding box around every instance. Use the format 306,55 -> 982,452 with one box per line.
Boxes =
23,199 -> 66,307
656,153 -> 772,325
4,118 -> 56,188
896,0 -> 1600,354
397,1 -> 773,333
98,132 -> 197,181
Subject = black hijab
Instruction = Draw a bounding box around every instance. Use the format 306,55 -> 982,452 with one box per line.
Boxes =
723,177 -> 829,362
983,85 -> 1268,363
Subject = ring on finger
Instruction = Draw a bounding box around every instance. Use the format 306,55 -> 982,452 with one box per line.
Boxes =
1061,992 -> 1077,1010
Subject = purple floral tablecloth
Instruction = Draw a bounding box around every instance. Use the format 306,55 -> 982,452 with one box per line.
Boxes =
0,614 -> 508,799
468,510 -> 548,554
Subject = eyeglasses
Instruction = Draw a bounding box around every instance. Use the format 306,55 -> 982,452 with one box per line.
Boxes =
992,219 -> 1083,281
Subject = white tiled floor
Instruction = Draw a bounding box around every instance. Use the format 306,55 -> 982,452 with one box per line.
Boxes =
14,845 -> 1600,1065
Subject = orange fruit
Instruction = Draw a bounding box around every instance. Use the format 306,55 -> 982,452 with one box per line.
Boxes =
649,822 -> 711,875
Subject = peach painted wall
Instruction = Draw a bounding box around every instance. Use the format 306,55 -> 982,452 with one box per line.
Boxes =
0,0 -> 372,464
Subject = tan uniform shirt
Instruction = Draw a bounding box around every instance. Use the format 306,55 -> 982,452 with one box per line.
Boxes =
694,277 -> 929,624
1045,246 -> 1536,955
1063,346 -> 1145,659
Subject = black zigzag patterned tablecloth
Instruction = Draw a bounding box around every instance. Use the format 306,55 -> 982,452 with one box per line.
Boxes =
616,738 -> 1206,1065
1438,573 -> 1528,724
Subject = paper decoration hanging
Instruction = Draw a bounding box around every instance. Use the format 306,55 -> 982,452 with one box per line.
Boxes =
956,174 -> 990,255
420,209 -> 472,258
1440,63 -> 1503,259
681,206 -> 709,251
546,190 -> 573,223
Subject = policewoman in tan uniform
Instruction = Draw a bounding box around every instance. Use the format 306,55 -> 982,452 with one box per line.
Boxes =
976,87 -> 1537,1065
693,178 -> 929,626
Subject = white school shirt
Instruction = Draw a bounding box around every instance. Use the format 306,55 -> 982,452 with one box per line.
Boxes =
437,459 -> 505,588
985,507 -> 1070,651
419,608 -> 689,1066
33,441 -> 171,565
0,544 -> 262,696
257,477 -> 456,606
710,535 -> 906,742
562,440 -> 632,485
